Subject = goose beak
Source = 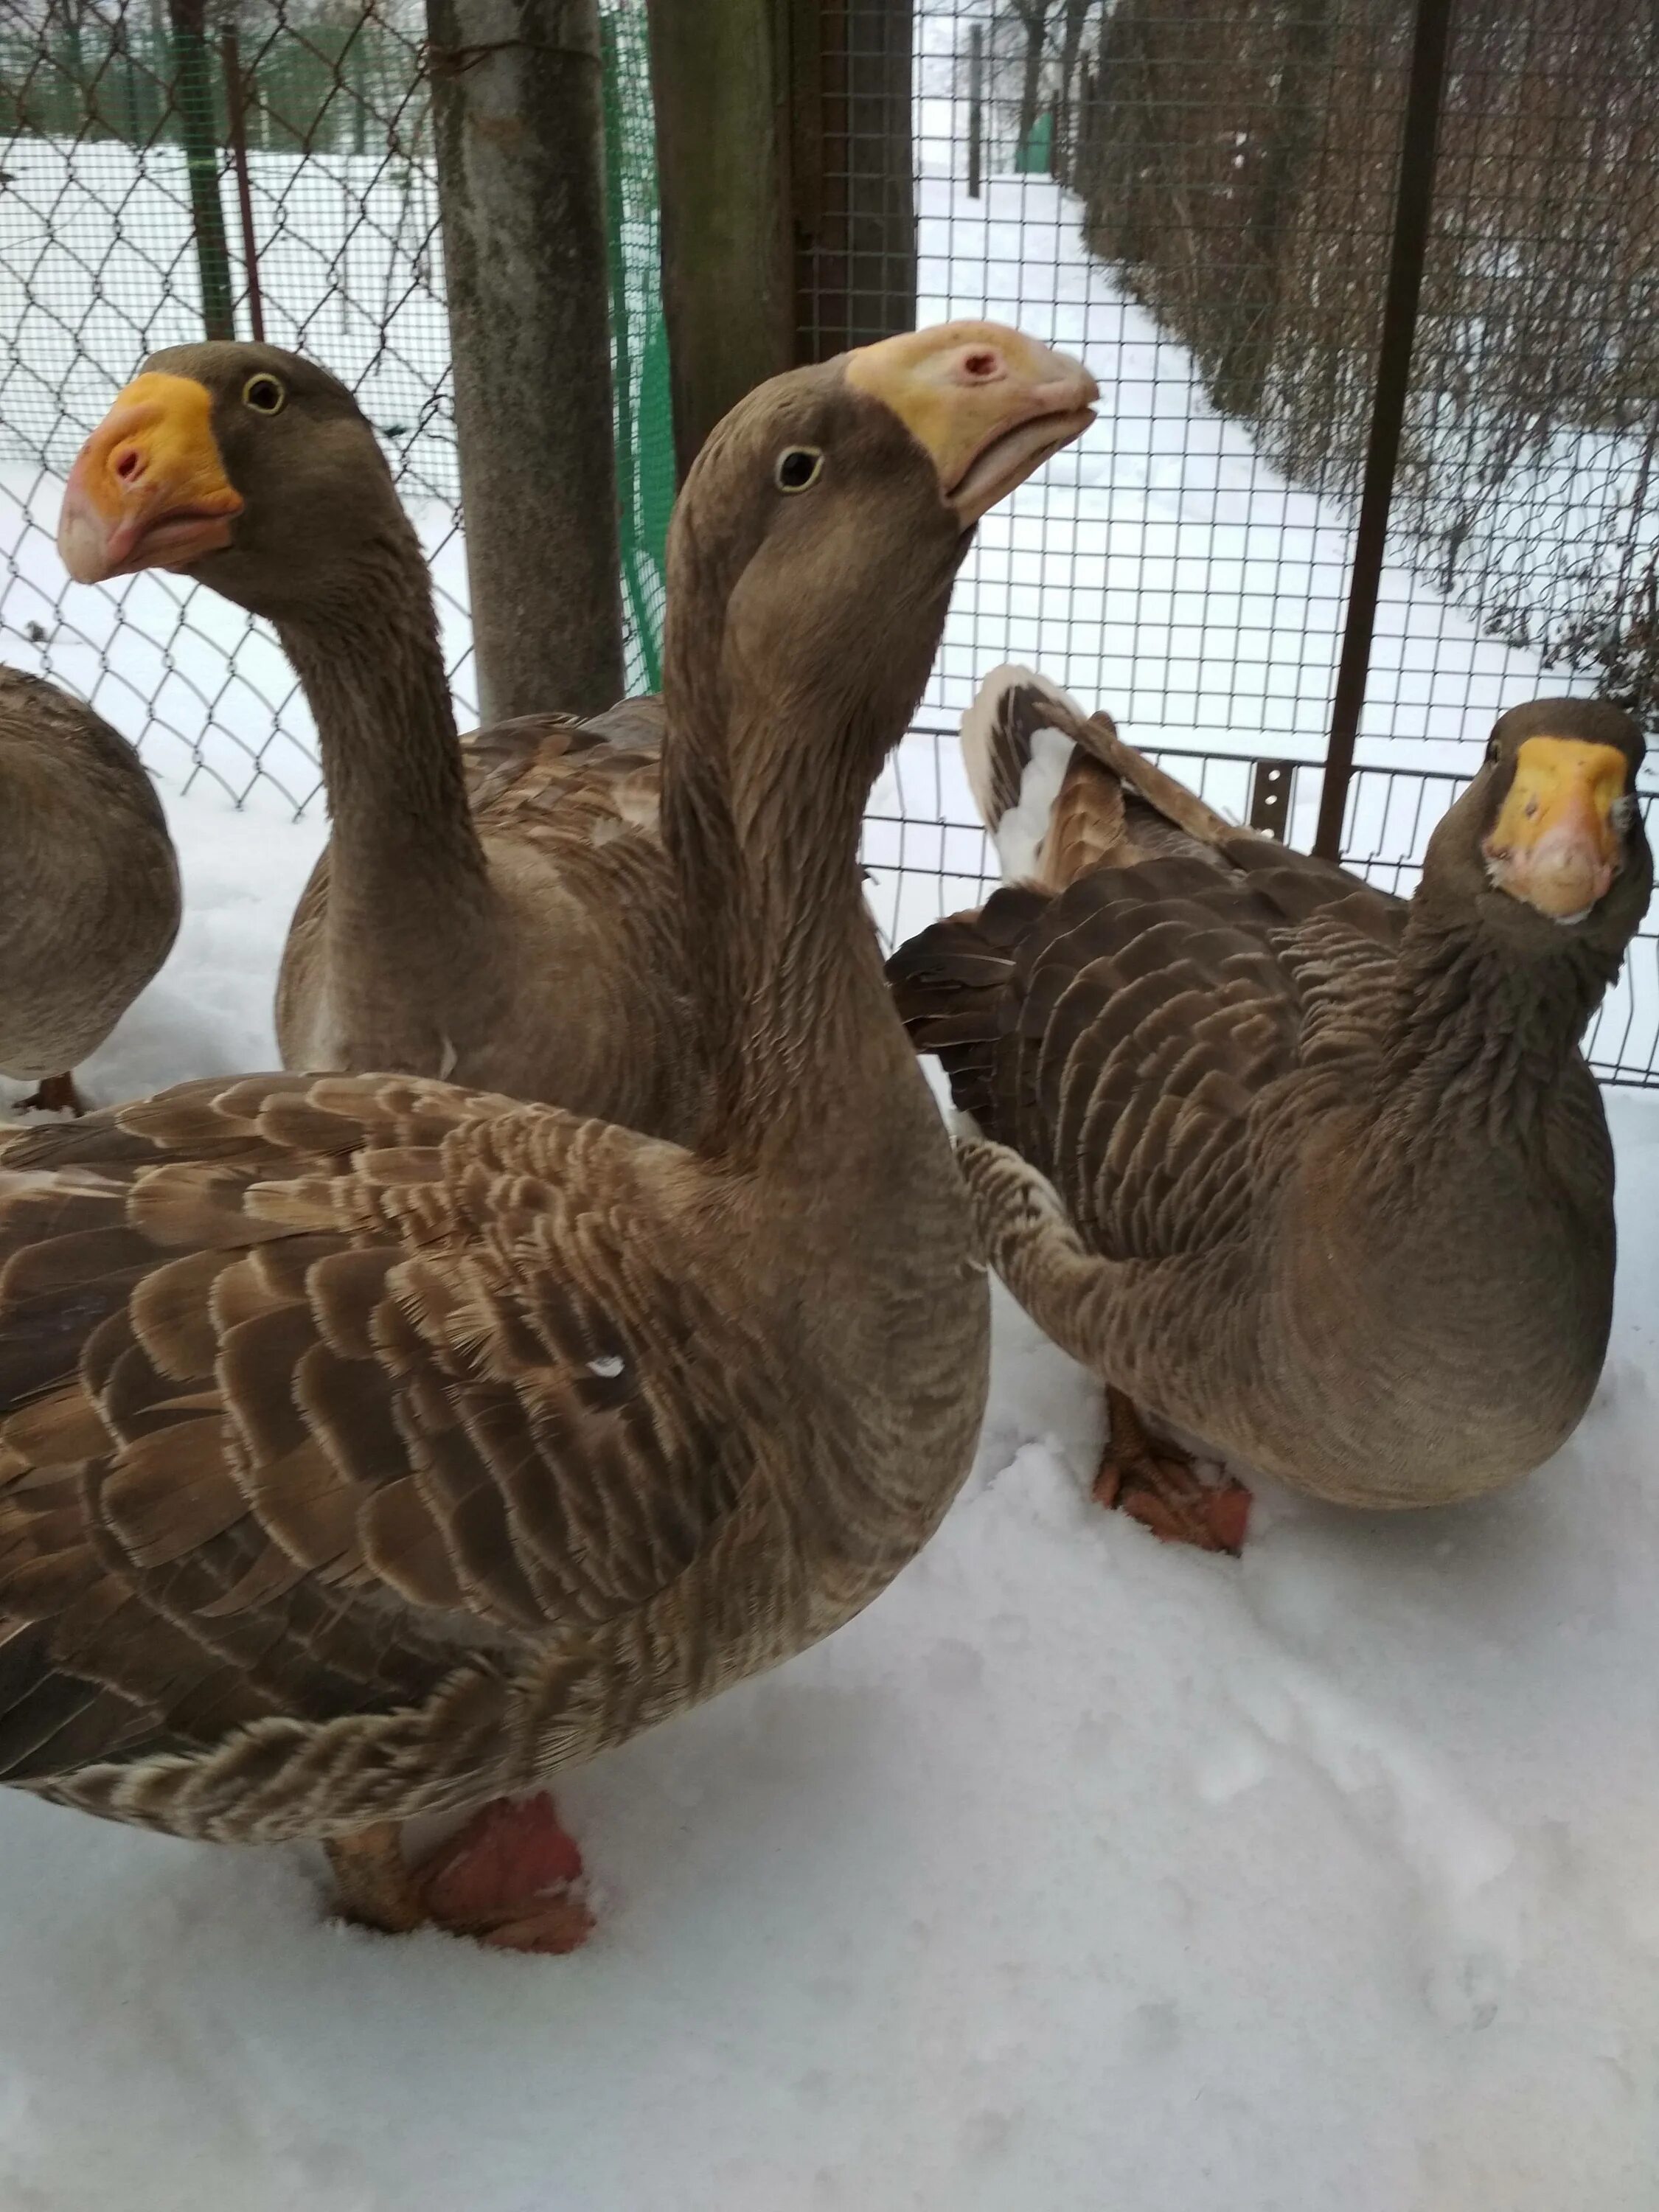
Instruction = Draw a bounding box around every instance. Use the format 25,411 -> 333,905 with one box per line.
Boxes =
58,372 -> 243,584
844,321 -> 1098,526
1482,735 -> 1632,922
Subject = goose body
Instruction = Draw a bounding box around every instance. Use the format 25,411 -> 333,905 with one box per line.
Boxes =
2,330 -> 1096,1941
274,697 -> 692,1130
889,668 -> 1651,1531
0,668 -> 180,1112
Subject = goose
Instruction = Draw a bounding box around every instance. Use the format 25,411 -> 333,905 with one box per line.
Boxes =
57,341 -> 691,1133
888,666 -> 1651,1551
0,667 -> 180,1116
0,328 -> 1096,1947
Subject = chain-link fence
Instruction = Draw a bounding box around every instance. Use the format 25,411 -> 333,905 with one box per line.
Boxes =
1,0 -> 1656,1079
0,0 -> 671,810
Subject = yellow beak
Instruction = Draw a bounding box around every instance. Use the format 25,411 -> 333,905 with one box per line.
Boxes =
1482,735 -> 1632,921
58,372 -> 243,584
844,321 -> 1097,525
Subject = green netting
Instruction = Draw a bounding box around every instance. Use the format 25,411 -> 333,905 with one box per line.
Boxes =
601,4 -> 673,692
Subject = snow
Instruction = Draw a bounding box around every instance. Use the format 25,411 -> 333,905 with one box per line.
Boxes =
3,54 -> 1659,2212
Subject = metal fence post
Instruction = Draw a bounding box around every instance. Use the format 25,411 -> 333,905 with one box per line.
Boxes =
967,23 -> 983,199
221,28 -> 265,344
168,0 -> 234,341
1313,0 -> 1456,860
428,0 -> 626,723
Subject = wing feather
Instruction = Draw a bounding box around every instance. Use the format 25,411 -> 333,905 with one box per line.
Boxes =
0,1071 -> 759,1809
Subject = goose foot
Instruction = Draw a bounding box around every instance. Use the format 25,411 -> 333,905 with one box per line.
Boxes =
17,1072 -> 85,1116
417,1793 -> 595,1954
326,1797 -> 594,1952
1093,1387 -> 1250,1555
326,1820 -> 429,1934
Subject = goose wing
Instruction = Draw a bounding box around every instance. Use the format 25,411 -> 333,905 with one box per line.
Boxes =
0,1071 -> 763,1834
891,740 -> 1408,1265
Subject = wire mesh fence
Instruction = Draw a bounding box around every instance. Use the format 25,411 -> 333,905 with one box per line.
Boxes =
1,0 -> 1655,1079
852,0 -> 1659,1081
0,0 -> 672,810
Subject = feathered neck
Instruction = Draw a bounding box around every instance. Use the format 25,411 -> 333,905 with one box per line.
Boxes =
658,622 -> 911,1166
273,521 -> 495,989
1374,901 -> 1619,1146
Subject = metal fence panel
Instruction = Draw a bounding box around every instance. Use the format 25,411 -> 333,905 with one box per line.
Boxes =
854,0 -> 1659,1082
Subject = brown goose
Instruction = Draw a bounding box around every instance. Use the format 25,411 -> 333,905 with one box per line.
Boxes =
0,328 -> 1095,1947
888,666 -> 1651,1550
57,341 -> 689,1133
0,668 -> 180,1116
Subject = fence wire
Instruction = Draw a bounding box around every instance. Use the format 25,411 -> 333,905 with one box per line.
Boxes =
852,0 -> 1659,1082
1,0 -> 1655,1081
0,0 -> 671,811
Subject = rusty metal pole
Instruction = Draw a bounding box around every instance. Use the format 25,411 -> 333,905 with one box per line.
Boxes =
428,0 -> 625,722
221,29 -> 264,344
1312,0 -> 1455,860
169,0 -> 234,341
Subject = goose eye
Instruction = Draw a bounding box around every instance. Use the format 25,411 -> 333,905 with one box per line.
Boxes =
242,372 -> 286,416
1486,738 -> 1500,764
774,446 -> 824,493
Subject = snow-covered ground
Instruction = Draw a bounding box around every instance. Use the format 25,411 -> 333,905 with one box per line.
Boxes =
1,780 -> 1658,2209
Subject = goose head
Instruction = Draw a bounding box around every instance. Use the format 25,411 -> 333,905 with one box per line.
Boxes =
56,341 -> 408,621
664,321 -> 1097,757
1419,697 -> 1651,957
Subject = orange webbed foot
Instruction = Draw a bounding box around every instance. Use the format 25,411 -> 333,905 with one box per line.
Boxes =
1095,1388 -> 1251,1555
416,1793 -> 596,1955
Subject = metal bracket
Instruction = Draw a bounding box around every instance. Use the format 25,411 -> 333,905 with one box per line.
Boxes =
1248,759 -> 1295,841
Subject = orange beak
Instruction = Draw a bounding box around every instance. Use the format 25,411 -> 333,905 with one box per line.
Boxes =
1482,736 -> 1632,921
58,372 -> 243,584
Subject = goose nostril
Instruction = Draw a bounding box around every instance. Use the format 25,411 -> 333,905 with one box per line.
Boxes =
961,349 -> 1001,380
113,444 -> 143,483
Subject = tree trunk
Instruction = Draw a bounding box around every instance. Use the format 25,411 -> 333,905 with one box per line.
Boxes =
794,0 -> 917,357
1016,0 -> 1051,148
428,0 -> 625,720
1208,0 -> 1338,421
1053,0 -> 1093,181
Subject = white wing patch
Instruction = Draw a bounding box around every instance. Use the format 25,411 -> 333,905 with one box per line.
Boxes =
995,723 -> 1077,884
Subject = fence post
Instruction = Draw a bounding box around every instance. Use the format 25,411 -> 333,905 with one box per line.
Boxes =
168,0 -> 234,341
221,29 -> 264,344
1313,0 -> 1455,860
795,0 -> 917,357
967,24 -> 983,198
645,0 -> 794,480
428,0 -> 626,723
